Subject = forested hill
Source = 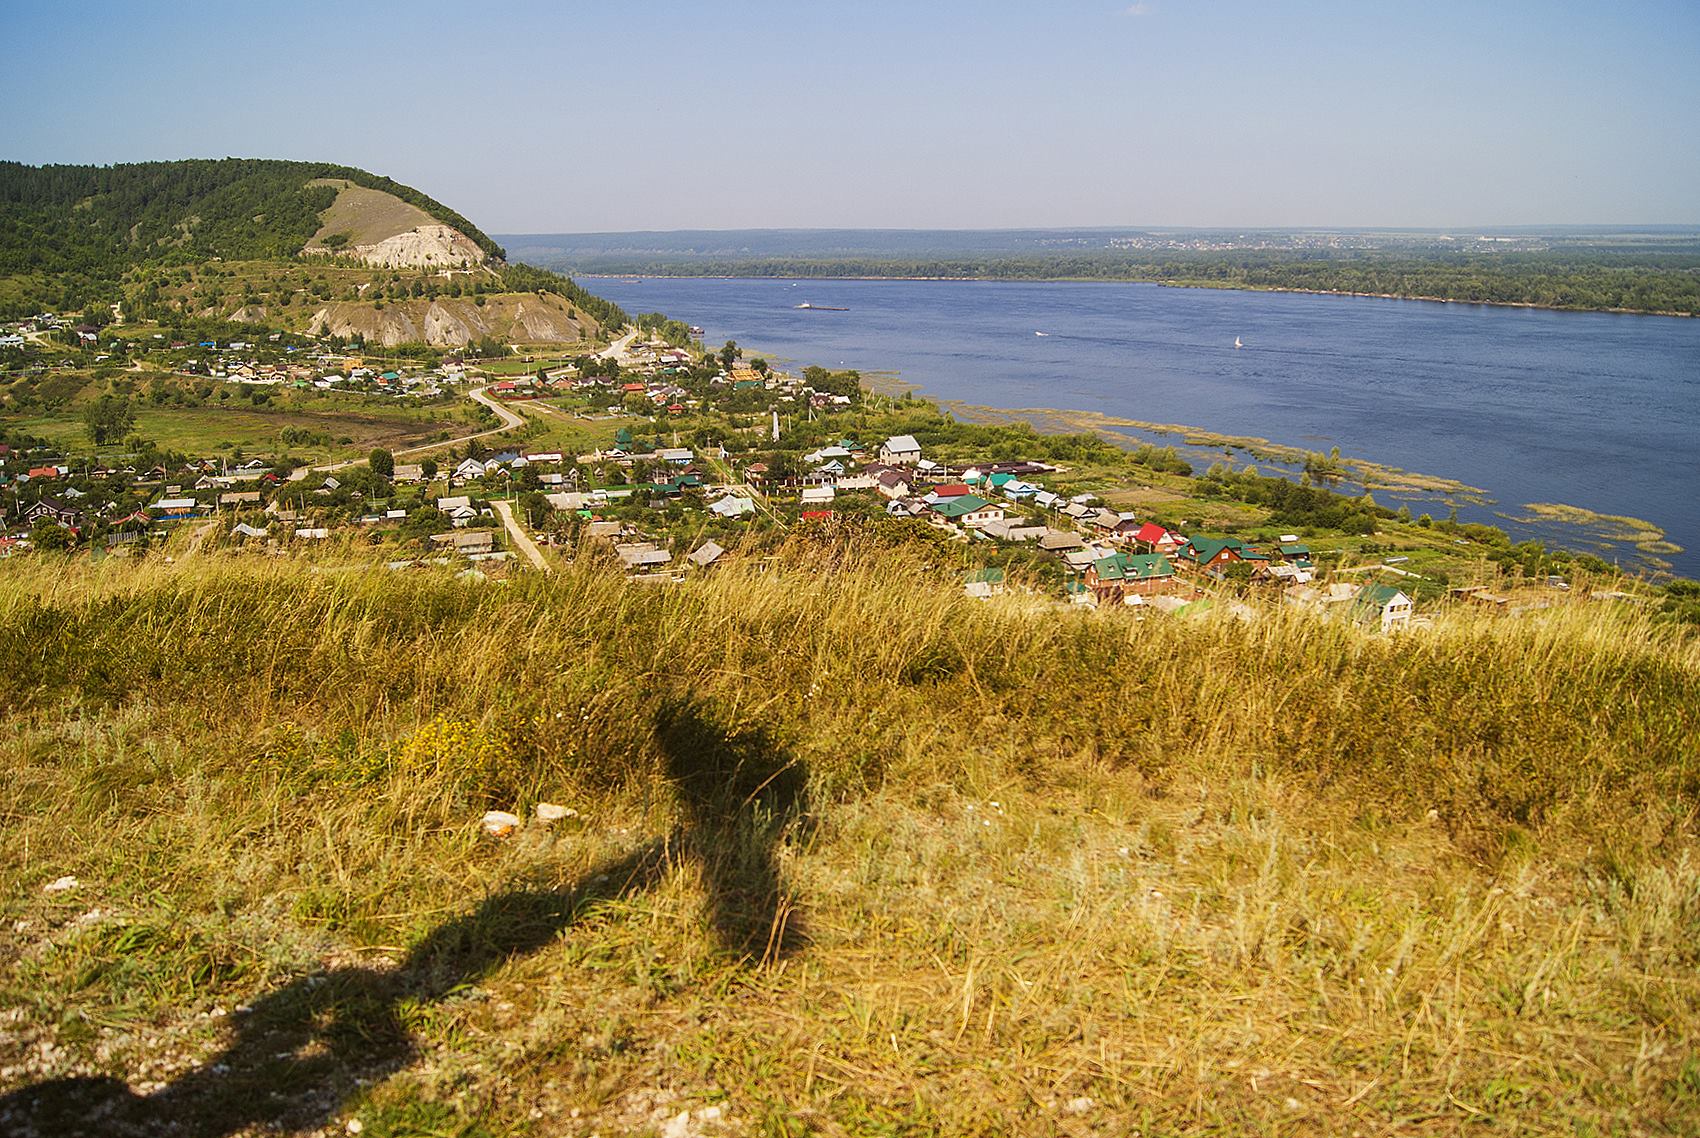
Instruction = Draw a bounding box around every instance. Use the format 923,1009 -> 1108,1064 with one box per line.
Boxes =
0,158 -> 505,277
0,158 -> 637,337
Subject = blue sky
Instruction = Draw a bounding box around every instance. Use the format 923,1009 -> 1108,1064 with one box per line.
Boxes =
4,0 -> 1697,231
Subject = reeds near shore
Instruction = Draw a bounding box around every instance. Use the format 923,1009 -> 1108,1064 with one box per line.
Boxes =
1,548 -> 1697,1134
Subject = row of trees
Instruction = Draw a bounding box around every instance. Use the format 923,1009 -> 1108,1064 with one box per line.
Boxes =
540,251 -> 1700,317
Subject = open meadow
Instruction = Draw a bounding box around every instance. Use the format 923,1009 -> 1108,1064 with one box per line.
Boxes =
1,544 -> 1697,1136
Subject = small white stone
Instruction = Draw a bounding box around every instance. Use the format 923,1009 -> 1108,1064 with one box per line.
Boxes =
481,810 -> 521,838
43,875 -> 79,893
346,1119 -> 365,1134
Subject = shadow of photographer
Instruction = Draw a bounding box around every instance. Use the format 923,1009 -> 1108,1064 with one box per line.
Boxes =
0,695 -> 809,1137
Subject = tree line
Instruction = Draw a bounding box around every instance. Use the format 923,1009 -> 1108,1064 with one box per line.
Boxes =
545,250 -> 1700,317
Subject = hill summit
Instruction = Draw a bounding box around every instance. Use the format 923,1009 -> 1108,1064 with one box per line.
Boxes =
0,158 -> 503,272
301,178 -> 489,270
0,158 -> 627,345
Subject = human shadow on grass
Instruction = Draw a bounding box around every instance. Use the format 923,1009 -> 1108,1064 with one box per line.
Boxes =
0,696 -> 809,1137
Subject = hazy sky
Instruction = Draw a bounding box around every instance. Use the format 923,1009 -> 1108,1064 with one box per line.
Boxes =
5,0 -> 1697,232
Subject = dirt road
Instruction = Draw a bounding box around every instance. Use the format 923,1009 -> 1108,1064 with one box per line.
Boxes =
490,498 -> 550,572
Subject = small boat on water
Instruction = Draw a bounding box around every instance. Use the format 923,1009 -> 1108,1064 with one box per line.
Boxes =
795,302 -> 848,311
1234,336 -> 1243,349
1034,331 -> 1050,337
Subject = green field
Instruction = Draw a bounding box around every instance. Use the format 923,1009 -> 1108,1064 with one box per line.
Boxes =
11,391 -> 473,462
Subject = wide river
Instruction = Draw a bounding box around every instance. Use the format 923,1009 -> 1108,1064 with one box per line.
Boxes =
584,277 -> 1700,576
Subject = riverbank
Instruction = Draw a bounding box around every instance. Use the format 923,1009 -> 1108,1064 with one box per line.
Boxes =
1163,280 -> 1700,319
854,372 -> 1685,574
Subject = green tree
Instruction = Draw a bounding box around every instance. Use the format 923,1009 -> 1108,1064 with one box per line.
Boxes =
83,395 -> 136,446
29,520 -> 73,552
368,447 -> 395,477
719,340 -> 740,370
421,457 -> 438,481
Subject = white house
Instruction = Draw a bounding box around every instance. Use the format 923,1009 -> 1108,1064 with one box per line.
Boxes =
804,445 -> 853,464
1355,583 -> 1414,632
874,470 -> 911,500
709,496 -> 756,518
879,435 -> 922,465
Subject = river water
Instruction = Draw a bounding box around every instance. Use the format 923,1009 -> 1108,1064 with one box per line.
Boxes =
584,276 -> 1700,576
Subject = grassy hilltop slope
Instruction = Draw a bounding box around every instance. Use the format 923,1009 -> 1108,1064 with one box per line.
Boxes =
0,159 -> 625,345
0,546 -> 1697,1135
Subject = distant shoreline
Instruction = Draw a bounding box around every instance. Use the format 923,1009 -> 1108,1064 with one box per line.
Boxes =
576,273 -> 1699,319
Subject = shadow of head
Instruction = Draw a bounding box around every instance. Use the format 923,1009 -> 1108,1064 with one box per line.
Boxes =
655,695 -> 808,819
0,1076 -> 150,1138
653,695 -> 810,961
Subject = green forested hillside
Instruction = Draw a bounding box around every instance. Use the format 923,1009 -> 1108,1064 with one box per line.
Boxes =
0,159 -> 636,334
0,159 -> 505,315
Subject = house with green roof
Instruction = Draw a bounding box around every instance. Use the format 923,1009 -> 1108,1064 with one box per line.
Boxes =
929,494 -> 1004,528
1353,582 -> 1413,632
964,566 -> 1007,598
1176,536 -> 1269,579
1084,551 -> 1177,604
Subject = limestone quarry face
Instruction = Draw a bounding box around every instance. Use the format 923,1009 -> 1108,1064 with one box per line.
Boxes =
332,224 -> 487,270
301,293 -> 592,348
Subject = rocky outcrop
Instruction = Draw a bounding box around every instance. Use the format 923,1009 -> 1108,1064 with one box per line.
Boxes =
300,292 -> 594,348
302,181 -> 490,270
336,224 -> 487,270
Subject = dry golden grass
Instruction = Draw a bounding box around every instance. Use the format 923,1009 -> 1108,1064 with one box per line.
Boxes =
0,544 -> 1697,1136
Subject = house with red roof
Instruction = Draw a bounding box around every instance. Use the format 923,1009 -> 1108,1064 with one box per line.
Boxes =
1134,522 -> 1182,555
